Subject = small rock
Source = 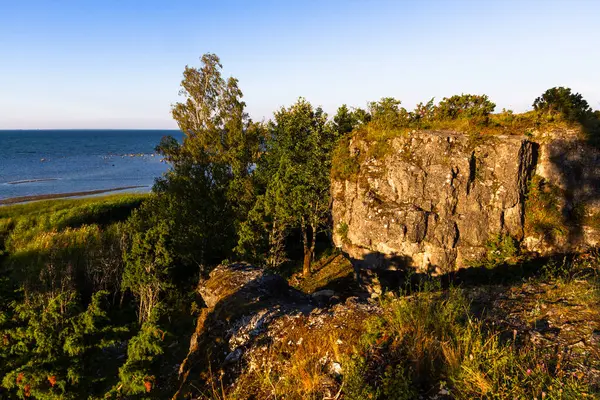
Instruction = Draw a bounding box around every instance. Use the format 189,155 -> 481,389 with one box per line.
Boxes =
311,289 -> 335,299
312,290 -> 337,305
331,362 -> 343,376
223,348 -> 243,365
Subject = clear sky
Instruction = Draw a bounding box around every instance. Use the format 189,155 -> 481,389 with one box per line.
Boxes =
1,0 -> 599,129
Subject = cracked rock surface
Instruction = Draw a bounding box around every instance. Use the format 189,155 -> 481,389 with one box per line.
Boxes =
332,130 -> 600,273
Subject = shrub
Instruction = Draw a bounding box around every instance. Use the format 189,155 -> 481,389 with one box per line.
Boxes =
533,87 -> 592,122
368,97 -> 410,130
331,135 -> 360,181
482,234 -> 520,268
0,291 -> 127,399
337,222 -> 350,244
435,94 -> 496,120
410,98 -> 436,127
525,175 -> 566,241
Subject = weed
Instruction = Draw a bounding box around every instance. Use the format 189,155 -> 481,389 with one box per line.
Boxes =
525,175 -> 567,241
336,222 -> 349,245
343,285 -> 595,399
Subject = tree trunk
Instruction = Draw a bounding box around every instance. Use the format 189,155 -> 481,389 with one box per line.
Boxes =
309,220 -> 317,270
302,247 -> 311,277
301,223 -> 312,277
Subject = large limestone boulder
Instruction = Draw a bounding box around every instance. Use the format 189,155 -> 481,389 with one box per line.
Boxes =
332,130 -> 599,273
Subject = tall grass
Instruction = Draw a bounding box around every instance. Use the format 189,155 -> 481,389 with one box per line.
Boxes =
344,284 -> 593,399
0,194 -> 147,300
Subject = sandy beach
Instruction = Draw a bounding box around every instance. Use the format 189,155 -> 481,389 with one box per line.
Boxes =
0,185 -> 147,205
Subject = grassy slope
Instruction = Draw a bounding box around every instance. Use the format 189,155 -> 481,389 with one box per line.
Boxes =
0,193 -> 146,250
1,195 -> 598,399
234,252 -> 600,400
0,194 -> 149,398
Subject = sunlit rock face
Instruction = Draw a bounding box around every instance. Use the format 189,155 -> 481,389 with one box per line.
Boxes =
332,130 -> 600,274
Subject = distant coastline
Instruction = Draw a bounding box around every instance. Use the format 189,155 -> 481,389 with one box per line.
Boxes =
0,186 -> 147,205
1,129 -> 180,201
7,178 -> 59,185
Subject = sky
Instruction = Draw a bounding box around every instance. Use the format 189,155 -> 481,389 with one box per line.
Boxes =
0,0 -> 599,129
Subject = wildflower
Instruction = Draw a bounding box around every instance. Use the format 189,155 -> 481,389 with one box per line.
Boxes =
526,369 -> 532,376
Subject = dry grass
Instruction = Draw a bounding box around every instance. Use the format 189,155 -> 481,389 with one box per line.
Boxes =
525,175 -> 568,240
193,253 -> 600,399
291,253 -> 357,295
220,302 -> 375,400
345,281 -> 597,399
331,110 -> 587,183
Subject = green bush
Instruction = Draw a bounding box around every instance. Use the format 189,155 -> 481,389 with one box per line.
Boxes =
485,234 -> 520,266
435,94 -> 496,120
533,87 -> 592,122
0,291 -> 127,399
525,175 -> 567,241
337,222 -> 350,244
331,135 -> 360,181
367,97 -> 410,130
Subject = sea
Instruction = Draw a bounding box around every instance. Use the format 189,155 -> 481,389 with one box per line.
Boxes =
0,130 -> 183,201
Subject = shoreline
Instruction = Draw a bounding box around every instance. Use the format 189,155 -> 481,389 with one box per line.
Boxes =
0,186 -> 148,205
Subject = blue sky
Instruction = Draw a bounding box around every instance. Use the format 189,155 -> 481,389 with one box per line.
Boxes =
0,0 -> 599,129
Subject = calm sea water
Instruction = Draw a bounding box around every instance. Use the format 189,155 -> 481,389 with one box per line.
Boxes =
0,130 -> 183,200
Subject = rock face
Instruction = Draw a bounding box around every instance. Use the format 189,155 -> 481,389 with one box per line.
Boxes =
174,262 -> 377,398
332,130 -> 600,273
176,263 -> 309,394
525,134 -> 600,253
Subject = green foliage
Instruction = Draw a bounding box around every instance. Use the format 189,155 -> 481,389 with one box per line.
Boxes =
474,234 -> 520,268
114,312 -> 164,396
533,87 -> 600,144
368,97 -> 410,130
333,104 -> 369,135
238,98 -> 339,274
0,291 -> 127,399
410,97 -> 436,127
525,175 -> 567,241
435,94 -> 496,120
336,222 -> 349,244
139,53 -> 265,278
0,196 -> 144,398
0,195 -> 141,302
330,135 -> 360,181
122,199 -> 174,323
533,87 -> 592,122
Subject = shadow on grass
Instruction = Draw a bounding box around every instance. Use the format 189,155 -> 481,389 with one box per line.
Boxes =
57,198 -> 145,230
344,250 -> 586,294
